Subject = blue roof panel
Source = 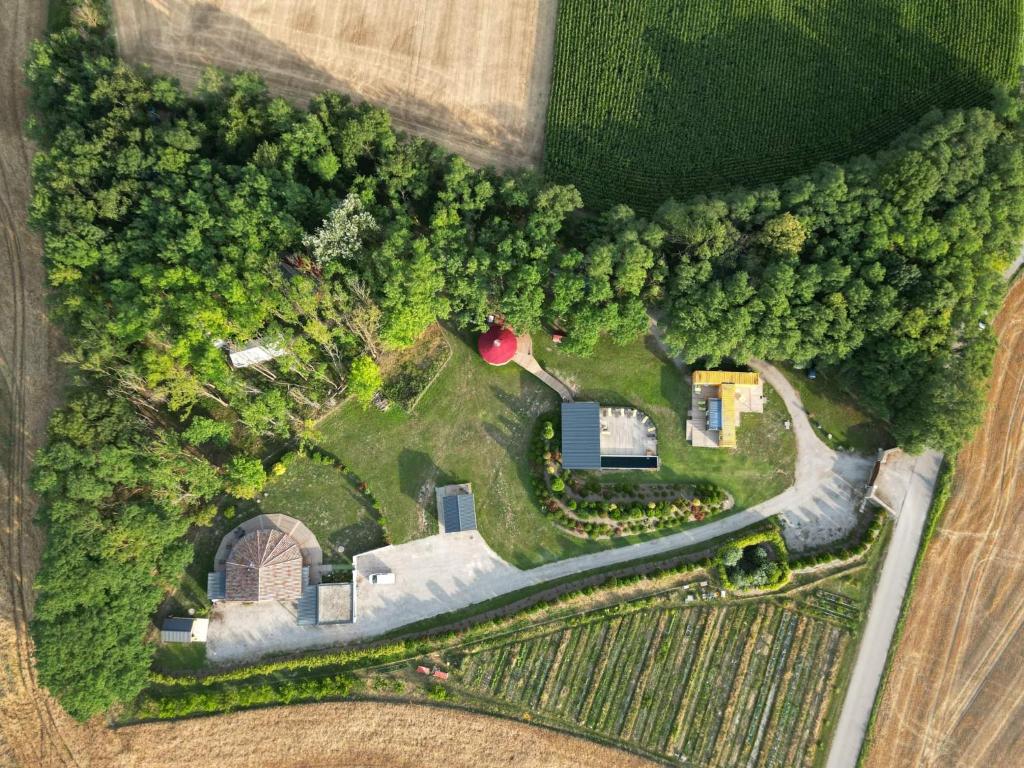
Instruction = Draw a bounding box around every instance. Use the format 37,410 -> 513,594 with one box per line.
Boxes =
708,398 -> 723,431
442,493 -> 477,532
561,402 -> 602,469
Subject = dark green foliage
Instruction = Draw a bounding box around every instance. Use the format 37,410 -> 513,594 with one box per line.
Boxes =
715,527 -> 791,591
30,393 -> 219,719
545,0 -> 1023,211
659,105 -> 1024,451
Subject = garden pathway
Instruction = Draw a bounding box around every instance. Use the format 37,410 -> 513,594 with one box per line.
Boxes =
512,332 -> 574,401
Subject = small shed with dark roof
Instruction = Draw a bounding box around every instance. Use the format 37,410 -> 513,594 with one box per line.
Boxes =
435,483 -> 478,533
560,401 -> 602,469
160,617 -> 209,643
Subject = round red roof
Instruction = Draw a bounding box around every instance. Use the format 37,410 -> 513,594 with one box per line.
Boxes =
478,325 -> 517,365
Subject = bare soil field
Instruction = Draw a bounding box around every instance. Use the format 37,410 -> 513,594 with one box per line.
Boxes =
864,279 -> 1024,767
109,0 -> 557,169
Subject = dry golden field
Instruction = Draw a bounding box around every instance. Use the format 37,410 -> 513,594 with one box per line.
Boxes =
109,0 -> 557,169
864,279 -> 1024,767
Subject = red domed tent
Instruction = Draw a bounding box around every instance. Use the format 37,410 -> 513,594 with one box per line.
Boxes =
478,324 -> 517,365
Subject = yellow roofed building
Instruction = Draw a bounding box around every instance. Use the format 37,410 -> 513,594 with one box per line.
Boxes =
686,371 -> 764,449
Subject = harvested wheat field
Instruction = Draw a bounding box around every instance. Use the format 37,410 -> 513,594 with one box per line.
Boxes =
0,0 -> 82,765
103,702 -> 657,768
863,278 -> 1024,768
109,0 -> 557,169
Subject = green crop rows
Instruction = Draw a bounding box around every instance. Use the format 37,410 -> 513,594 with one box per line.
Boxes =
451,602 -> 850,766
545,0 -> 1023,212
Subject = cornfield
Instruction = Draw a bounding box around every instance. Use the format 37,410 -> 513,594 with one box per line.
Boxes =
544,0 -> 1022,212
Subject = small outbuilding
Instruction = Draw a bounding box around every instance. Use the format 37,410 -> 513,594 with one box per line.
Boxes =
478,324 -> 517,366
435,483 -> 478,533
227,341 -> 287,369
160,617 -> 209,644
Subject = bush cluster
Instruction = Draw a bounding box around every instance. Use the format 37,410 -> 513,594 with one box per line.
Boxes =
716,526 -> 792,592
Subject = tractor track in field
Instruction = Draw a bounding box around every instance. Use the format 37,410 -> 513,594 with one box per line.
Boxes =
863,280 -> 1024,767
0,1 -> 84,766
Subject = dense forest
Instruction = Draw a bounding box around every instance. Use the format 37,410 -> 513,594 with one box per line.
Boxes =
25,7 -> 1023,718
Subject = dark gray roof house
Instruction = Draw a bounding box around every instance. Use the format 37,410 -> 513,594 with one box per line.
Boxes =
560,402 -> 602,469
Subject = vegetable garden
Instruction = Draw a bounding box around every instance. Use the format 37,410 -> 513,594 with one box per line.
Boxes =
450,599 -> 850,766
545,0 -> 1023,211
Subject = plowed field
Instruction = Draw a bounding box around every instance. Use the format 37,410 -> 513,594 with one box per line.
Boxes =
864,279 -> 1024,767
110,0 -> 557,169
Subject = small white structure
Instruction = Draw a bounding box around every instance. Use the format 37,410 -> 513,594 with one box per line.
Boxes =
228,341 -> 287,368
160,617 -> 209,644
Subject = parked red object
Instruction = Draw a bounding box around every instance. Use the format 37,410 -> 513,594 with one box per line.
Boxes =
416,665 -> 431,675
478,324 -> 517,365
551,333 -> 564,344
432,669 -> 449,681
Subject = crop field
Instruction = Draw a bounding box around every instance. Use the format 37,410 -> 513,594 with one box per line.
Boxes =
109,0 -> 558,169
864,280 -> 1024,767
449,601 -> 851,766
545,0 -> 1024,210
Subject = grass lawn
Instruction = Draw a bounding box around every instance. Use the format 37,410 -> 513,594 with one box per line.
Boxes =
777,365 -> 893,455
545,0 -> 1023,211
314,328 -> 574,567
311,328 -> 795,569
534,335 -> 796,510
260,457 -> 387,562
152,642 -> 207,674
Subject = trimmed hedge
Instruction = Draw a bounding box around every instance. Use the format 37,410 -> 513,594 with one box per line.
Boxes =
716,524 -> 791,591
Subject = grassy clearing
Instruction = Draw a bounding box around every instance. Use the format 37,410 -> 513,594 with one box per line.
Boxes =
260,456 -> 386,561
778,365 -> 893,455
312,329 -> 794,567
546,0 -> 1023,211
534,335 -> 796,509
152,643 -> 207,675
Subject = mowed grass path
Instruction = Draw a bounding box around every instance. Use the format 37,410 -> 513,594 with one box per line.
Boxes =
311,329 -> 794,568
545,0 -> 1023,210
534,336 -> 795,508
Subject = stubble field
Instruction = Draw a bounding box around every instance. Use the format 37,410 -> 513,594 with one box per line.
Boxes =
864,279 -> 1024,767
109,0 -> 557,169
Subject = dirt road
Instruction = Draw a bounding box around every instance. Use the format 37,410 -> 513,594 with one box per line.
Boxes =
110,0 -> 557,169
0,0 -> 88,765
862,279 -> 1024,767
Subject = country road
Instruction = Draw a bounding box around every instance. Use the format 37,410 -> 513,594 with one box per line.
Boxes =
824,449 -> 942,768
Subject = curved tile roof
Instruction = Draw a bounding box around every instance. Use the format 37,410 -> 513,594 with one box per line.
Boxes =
225,529 -> 303,601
